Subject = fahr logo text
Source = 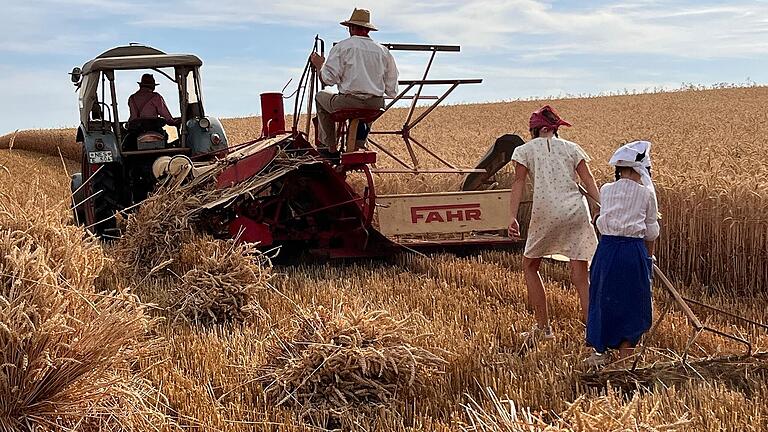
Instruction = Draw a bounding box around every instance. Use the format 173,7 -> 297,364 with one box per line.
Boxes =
410,203 -> 482,224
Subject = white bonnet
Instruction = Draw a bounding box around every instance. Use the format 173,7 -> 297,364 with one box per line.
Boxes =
609,140 -> 655,195
609,140 -> 651,168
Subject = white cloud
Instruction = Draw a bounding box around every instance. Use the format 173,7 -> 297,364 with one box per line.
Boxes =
7,1 -> 768,57
121,0 -> 768,58
0,1 -> 129,54
2,0 -> 767,133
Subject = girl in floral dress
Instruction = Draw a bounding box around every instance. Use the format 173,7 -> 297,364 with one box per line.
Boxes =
508,105 -> 600,339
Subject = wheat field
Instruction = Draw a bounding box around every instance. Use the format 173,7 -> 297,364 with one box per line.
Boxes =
1,87 -> 768,430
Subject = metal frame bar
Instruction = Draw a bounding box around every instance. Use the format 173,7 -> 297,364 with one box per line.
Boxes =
367,137 -> 412,170
291,51 -> 313,133
381,43 -> 460,52
340,44 -> 482,174
410,82 -> 461,128
398,79 -> 483,85
106,71 -> 121,146
404,50 -> 437,126
304,36 -> 323,136
386,95 -> 439,100
408,134 -> 457,169
177,67 -> 189,148
369,77 -> 481,173
302,41 -> 482,174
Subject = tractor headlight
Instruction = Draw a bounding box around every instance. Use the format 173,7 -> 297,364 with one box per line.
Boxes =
198,117 -> 211,129
211,133 -> 222,145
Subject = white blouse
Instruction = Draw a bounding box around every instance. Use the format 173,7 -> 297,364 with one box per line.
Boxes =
596,179 -> 660,241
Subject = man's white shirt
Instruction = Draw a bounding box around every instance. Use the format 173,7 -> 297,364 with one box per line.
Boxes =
320,36 -> 399,98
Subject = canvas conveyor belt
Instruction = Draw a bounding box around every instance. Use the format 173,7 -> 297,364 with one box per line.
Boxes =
193,153 -> 322,212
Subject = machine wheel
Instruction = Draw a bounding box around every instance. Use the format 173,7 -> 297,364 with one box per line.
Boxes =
82,152 -> 122,237
359,164 -> 376,227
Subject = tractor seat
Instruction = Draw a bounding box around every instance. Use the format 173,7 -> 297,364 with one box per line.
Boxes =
126,117 -> 166,133
330,108 -> 383,123
138,131 -> 165,143
136,131 -> 167,151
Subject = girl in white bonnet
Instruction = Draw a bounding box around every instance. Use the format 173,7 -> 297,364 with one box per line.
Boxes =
586,140 -> 660,365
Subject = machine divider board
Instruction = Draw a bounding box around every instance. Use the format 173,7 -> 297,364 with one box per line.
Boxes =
377,189 -> 511,236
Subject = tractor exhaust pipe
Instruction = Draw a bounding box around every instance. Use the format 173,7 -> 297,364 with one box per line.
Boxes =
260,92 -> 286,138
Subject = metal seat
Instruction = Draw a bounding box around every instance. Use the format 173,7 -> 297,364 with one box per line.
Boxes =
329,108 -> 384,153
329,108 -> 383,123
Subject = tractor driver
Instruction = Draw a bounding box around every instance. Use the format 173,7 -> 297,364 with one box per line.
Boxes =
128,73 -> 181,128
310,8 -> 399,153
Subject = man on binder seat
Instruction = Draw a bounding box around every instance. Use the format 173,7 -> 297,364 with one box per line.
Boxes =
309,8 -> 399,157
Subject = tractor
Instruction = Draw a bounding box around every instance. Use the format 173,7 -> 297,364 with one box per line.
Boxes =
69,44 -> 229,236
69,41 -> 526,256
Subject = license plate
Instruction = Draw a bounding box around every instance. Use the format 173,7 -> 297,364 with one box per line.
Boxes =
88,151 -> 113,164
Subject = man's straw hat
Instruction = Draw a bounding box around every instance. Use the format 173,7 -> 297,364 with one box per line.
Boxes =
340,8 -> 378,31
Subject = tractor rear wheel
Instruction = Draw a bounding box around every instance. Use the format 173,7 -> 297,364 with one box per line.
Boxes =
81,151 -> 122,237
70,172 -> 86,225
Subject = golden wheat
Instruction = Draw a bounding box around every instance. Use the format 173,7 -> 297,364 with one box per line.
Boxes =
255,305 -> 449,429
2,87 -> 768,430
4,87 -> 766,293
0,153 -> 174,431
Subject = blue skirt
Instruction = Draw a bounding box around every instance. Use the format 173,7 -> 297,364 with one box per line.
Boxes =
586,235 -> 653,352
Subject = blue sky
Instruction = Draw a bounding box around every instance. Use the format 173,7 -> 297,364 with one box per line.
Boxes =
2,0 -> 767,134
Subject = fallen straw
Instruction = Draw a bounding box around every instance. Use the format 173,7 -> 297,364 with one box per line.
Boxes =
580,352 -> 768,391
258,306 -> 449,422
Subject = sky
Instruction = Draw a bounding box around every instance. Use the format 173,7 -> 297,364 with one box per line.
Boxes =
1,0 -> 767,134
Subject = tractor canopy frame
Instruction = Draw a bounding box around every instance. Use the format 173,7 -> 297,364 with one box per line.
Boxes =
75,44 -> 206,148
